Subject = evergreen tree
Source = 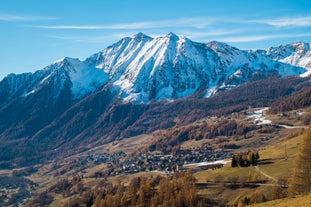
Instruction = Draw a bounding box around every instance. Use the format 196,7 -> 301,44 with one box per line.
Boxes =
231,155 -> 238,167
289,129 -> 311,196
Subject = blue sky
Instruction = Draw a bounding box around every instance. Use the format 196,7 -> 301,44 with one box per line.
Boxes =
1,0 -> 311,80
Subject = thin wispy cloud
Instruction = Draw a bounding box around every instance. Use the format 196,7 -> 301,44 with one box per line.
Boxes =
47,34 -> 123,43
32,17 -> 213,30
35,15 -> 311,46
0,13 -> 56,21
47,32 -> 169,43
47,29 -> 311,45
180,29 -> 244,40
47,29 -> 241,44
218,33 -> 311,43
249,16 -> 311,27
36,23 -> 150,30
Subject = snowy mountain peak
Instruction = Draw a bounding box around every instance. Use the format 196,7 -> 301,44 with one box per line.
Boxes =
133,32 -> 151,40
27,55 -> 109,100
266,41 -> 310,58
292,41 -> 310,52
207,41 -> 239,53
266,41 -> 311,76
52,56 -> 79,65
1,34 -> 310,104
53,57 -> 66,64
165,32 -> 180,40
49,57 -> 81,74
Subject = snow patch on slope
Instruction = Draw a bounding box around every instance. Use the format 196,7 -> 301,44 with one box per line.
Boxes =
64,58 -> 109,99
248,107 -> 272,125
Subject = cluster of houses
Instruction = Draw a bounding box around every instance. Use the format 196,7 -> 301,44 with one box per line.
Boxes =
90,145 -> 232,177
85,151 -> 126,165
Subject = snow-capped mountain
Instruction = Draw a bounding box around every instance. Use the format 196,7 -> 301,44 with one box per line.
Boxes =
0,57 -> 108,102
91,33 -> 307,101
1,33 -> 308,104
266,41 -> 311,77
1,33 -> 311,166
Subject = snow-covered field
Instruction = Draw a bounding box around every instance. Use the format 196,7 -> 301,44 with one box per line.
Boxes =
183,159 -> 232,168
248,107 -> 272,125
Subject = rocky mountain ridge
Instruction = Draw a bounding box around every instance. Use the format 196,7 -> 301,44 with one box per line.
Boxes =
1,33 -> 309,104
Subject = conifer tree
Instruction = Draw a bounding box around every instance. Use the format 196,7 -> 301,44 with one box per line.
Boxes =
289,129 -> 311,196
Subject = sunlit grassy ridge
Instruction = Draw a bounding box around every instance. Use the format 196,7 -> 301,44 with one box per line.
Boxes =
251,193 -> 311,207
193,128 -> 305,206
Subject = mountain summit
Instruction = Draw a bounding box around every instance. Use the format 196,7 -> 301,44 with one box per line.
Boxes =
2,33 -> 307,104
88,33 -> 307,101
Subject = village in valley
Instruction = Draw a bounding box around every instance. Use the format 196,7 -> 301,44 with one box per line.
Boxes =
51,144 -> 232,179
90,147 -> 232,177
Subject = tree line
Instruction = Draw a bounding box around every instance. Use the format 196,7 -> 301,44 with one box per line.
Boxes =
148,119 -> 258,152
289,128 -> 311,196
269,87 -> 311,114
29,171 -> 209,207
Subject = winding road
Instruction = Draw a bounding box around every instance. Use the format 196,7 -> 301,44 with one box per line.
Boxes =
277,124 -> 307,129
